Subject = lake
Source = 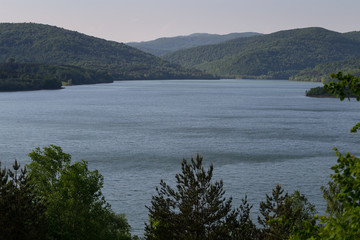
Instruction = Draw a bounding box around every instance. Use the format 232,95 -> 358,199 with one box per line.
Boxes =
1,79 -> 359,235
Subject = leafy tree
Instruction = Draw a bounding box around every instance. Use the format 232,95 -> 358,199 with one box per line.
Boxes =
312,71 -> 360,239
324,71 -> 360,133
144,154 -> 242,240
324,71 -> 360,101
0,160 -> 47,240
27,145 -> 133,240
258,185 -> 317,240
320,181 -> 343,218
318,150 -> 360,239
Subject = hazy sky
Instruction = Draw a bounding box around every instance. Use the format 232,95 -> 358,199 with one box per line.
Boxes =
1,0 -> 360,43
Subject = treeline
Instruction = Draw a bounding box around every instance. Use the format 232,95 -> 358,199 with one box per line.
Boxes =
163,27 -> 360,80
145,154 -> 316,240
1,143 -> 358,240
0,60 -> 112,91
305,86 -> 332,97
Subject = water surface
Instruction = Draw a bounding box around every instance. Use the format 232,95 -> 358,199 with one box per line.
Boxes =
1,79 -> 359,235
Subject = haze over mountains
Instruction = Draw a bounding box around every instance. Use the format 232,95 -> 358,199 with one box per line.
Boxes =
126,32 -> 262,56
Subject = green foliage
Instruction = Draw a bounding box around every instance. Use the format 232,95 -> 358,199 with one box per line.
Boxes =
305,68 -> 360,98
145,154 -> 248,240
26,145 -> 134,240
0,23 -> 215,80
288,215 -> 320,240
309,71 -> 360,239
319,150 -> 360,239
324,71 -> 360,101
0,160 -> 47,240
324,71 -> 360,131
229,196 -> 260,240
258,185 -> 317,240
145,155 -> 321,240
305,86 -> 331,97
163,27 -> 360,79
321,181 -> 343,218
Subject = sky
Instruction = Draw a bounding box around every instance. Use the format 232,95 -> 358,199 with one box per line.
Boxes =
1,0 -> 360,43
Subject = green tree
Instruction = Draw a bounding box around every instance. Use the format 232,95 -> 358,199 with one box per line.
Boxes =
27,145 -> 133,240
228,195 -> 260,240
258,185 -> 317,240
324,71 -> 360,133
144,154 -> 241,240
0,160 -> 47,240
324,71 -> 360,101
320,181 -> 343,218
315,71 -> 360,239
319,150 -> 360,239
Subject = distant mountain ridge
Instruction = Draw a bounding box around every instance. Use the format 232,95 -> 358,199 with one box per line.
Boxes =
3,23 -> 359,82
0,23 -> 214,80
126,32 -> 262,56
162,27 -> 360,80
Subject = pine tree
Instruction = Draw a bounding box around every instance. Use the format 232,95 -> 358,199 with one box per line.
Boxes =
258,185 -> 316,240
145,154 -> 240,240
0,160 -> 47,240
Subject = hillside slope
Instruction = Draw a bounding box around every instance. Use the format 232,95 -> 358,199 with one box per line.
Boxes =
290,58 -> 360,82
0,61 -> 113,91
126,32 -> 261,56
163,27 -> 360,79
0,23 -> 214,80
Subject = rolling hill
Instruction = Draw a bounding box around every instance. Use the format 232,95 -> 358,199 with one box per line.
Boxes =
163,27 -> 360,80
126,32 -> 261,56
0,23 -> 214,80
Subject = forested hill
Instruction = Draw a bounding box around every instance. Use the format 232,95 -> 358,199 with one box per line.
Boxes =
0,23 -> 214,80
0,61 -> 113,91
126,32 -> 261,56
163,27 -> 360,80
343,31 -> 360,42
290,58 -> 360,82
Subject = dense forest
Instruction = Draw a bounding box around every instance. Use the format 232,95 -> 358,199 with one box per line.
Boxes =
126,32 -> 261,56
0,60 -> 112,91
0,23 -> 215,81
163,28 -> 360,80
291,58 -> 360,82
